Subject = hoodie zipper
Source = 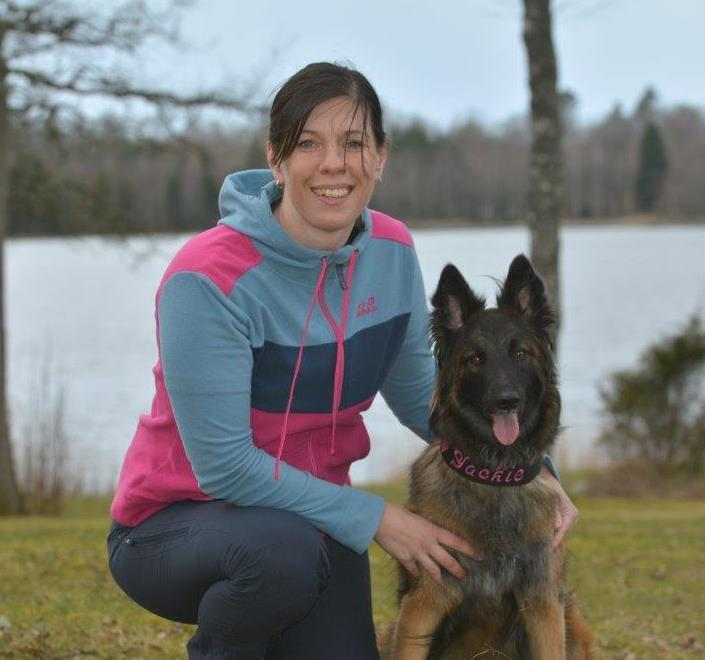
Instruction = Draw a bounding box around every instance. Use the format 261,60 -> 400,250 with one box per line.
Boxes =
335,263 -> 347,290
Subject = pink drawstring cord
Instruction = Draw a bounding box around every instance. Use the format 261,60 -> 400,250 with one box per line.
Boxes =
318,250 -> 359,455
274,249 -> 359,479
274,258 -> 329,480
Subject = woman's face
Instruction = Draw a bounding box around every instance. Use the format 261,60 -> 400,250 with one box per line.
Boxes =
267,96 -> 387,251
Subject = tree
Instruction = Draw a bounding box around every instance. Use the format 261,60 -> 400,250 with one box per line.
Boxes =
634,86 -> 657,123
522,0 -> 563,333
599,316 -> 705,472
659,105 -> 705,217
635,121 -> 668,212
0,0 -> 255,514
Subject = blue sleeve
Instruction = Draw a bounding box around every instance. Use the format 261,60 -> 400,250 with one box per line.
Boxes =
158,272 -> 385,554
379,250 -> 436,442
542,454 -> 560,480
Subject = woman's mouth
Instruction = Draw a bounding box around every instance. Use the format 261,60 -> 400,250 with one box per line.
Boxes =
311,186 -> 353,199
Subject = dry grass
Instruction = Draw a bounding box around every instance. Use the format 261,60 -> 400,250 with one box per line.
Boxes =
1,482 -> 704,658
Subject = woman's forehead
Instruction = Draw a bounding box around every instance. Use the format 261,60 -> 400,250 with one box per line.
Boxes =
303,97 -> 367,133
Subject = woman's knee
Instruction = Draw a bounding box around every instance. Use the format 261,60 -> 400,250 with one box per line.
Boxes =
106,505 -> 331,630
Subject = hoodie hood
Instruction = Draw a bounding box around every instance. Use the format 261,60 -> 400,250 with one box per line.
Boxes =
218,169 -> 371,273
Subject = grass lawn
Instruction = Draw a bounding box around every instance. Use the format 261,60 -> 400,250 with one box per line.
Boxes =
1,483 -> 704,658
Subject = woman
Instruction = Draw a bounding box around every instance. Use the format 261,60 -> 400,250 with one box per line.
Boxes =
107,62 -> 577,659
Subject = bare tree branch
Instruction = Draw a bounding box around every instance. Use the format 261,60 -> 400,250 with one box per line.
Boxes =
3,0 -> 185,54
0,0 -> 256,514
9,66 -> 260,112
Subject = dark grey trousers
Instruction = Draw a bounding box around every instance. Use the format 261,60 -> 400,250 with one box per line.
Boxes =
107,500 -> 380,659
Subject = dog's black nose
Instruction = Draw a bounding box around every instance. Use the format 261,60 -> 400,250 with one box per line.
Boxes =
496,391 -> 520,411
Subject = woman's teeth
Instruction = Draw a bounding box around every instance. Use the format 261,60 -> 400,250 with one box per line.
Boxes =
313,188 -> 351,198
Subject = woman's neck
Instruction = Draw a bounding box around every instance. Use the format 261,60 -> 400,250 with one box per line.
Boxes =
272,201 -> 359,252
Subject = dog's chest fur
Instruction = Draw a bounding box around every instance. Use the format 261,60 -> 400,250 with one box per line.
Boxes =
408,444 -> 558,604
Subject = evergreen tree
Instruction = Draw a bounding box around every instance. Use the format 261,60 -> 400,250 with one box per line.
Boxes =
635,122 -> 668,212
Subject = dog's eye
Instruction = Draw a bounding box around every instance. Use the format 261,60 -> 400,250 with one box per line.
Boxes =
515,350 -> 527,361
470,354 -> 483,366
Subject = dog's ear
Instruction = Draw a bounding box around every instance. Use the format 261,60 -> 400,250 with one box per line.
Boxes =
431,264 -> 486,332
497,254 -> 555,336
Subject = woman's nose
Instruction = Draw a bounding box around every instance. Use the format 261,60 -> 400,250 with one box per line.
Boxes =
319,144 -> 346,173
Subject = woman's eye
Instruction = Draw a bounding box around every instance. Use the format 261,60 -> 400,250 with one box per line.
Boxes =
346,139 -> 363,150
297,139 -> 316,149
470,354 -> 483,366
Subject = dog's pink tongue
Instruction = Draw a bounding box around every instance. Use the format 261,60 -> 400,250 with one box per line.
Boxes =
492,412 -> 520,446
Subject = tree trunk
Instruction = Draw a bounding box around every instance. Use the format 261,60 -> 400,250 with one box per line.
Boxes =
0,36 -> 23,515
522,0 -> 563,333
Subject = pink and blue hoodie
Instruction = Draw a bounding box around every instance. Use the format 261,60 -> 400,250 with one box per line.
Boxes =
110,170 -> 435,553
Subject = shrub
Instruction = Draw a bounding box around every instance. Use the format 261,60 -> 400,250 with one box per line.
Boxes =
598,315 -> 705,473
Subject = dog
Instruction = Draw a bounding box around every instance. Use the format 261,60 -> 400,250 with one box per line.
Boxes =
380,255 -> 596,659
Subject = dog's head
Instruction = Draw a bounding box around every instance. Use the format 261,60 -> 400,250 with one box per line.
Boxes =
430,255 -> 560,460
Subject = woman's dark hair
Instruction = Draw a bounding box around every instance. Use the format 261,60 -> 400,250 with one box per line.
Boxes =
269,62 -> 387,166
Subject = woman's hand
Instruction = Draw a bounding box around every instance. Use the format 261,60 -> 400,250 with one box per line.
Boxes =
373,502 -> 479,586
540,466 -> 579,548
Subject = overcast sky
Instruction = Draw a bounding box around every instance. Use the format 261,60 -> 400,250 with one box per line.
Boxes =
110,0 -> 705,129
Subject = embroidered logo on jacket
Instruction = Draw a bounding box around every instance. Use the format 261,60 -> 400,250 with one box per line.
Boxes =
356,296 -> 377,317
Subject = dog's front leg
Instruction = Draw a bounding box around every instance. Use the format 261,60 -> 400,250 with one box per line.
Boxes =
389,579 -> 460,660
521,595 -> 567,660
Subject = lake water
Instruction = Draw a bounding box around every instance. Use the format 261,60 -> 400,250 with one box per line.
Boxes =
7,224 -> 705,490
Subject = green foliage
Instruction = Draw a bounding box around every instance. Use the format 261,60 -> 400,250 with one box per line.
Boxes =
599,316 -> 705,471
635,121 -> 668,212
634,87 -> 658,121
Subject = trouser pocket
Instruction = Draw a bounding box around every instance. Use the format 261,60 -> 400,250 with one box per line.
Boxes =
119,526 -> 191,558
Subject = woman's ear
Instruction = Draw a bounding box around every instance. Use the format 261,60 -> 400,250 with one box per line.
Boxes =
375,143 -> 388,181
266,141 -> 282,184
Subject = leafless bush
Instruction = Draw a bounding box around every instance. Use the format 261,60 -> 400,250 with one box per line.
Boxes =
19,362 -> 81,515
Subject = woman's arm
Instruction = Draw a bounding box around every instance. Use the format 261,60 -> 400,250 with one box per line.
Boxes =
158,271 -> 384,554
378,250 -> 436,441
540,467 -> 580,548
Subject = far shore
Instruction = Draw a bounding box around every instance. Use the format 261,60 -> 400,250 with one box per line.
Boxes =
406,214 -> 705,230
7,214 -> 705,242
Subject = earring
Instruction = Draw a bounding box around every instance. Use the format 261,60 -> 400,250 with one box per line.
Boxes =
276,180 -> 283,189
377,174 -> 383,183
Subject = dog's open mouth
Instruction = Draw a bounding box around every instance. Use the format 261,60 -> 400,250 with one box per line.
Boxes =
491,412 -> 520,446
